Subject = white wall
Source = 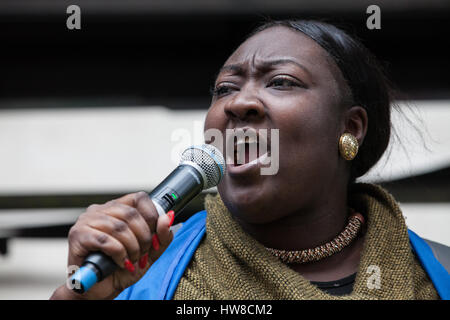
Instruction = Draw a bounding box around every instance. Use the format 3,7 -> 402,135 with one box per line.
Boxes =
1,101 -> 449,195
0,106 -> 207,195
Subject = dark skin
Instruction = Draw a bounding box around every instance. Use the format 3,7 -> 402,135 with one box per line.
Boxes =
51,26 -> 369,300
204,26 -> 368,282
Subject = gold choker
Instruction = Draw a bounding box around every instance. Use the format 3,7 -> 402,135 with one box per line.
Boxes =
266,211 -> 364,264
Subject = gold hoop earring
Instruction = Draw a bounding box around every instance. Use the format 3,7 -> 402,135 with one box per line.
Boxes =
339,133 -> 359,161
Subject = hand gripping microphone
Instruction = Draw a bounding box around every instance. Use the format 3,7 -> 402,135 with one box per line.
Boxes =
69,144 -> 225,294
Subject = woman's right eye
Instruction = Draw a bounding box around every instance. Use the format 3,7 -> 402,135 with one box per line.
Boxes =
211,84 -> 236,97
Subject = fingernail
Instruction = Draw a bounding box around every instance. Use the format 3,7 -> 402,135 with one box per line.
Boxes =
124,259 -> 135,273
152,234 -> 160,251
139,253 -> 148,269
167,210 -> 175,227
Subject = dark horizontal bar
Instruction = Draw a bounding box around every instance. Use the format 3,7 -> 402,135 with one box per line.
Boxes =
1,13 -> 450,103
1,0 -> 449,16
0,192 -> 208,226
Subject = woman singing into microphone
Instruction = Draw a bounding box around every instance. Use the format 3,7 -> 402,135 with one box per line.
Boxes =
51,19 -> 450,300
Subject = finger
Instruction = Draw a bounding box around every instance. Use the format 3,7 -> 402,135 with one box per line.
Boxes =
86,214 -> 141,263
156,210 -> 175,248
114,192 -> 159,232
68,225 -> 129,269
148,210 -> 174,263
100,203 -> 152,255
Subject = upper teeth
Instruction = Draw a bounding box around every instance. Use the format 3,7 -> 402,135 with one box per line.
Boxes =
236,135 -> 258,145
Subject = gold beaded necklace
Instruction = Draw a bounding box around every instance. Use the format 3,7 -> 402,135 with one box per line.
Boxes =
265,210 -> 365,264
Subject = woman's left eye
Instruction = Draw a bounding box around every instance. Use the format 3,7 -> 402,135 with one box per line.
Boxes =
267,77 -> 301,89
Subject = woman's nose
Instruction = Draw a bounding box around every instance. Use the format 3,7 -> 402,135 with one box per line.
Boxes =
223,87 -> 265,121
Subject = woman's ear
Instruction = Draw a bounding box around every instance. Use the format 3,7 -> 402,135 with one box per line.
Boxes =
344,106 -> 368,146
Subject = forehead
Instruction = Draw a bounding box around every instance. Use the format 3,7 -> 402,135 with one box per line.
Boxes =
224,26 -> 338,81
228,26 -> 324,63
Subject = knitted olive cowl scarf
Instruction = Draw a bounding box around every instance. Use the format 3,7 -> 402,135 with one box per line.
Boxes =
173,183 -> 438,299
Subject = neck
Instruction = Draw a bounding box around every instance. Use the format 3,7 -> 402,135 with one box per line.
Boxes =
232,185 -> 364,281
235,193 -> 349,251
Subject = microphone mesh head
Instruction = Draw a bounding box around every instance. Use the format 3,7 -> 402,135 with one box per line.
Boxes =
180,144 -> 225,189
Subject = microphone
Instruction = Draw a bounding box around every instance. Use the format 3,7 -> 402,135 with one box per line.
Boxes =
69,144 -> 225,294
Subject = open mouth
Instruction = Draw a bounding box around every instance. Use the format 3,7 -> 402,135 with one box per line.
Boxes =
228,128 -> 270,167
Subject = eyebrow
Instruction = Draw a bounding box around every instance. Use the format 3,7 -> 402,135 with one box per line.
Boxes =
218,58 -> 312,78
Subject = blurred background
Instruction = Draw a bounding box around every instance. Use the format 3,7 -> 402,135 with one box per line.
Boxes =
0,0 -> 449,299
